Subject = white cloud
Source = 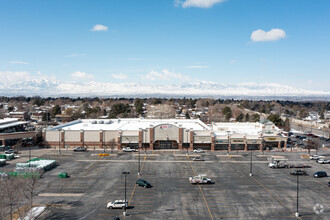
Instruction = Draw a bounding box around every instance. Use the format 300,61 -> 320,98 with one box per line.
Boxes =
112,73 -> 128,80
230,60 -> 237,64
176,0 -> 226,8
186,66 -> 210,69
9,61 -> 29,65
71,71 -> 94,80
251,29 -> 286,42
91,24 -> 108,32
143,69 -> 189,81
0,71 -> 31,84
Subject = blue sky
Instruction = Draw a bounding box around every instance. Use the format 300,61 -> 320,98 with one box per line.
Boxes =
1,0 -> 330,95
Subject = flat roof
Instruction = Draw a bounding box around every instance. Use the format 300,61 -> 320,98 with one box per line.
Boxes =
0,118 -> 28,130
49,118 -> 211,131
212,122 -> 262,136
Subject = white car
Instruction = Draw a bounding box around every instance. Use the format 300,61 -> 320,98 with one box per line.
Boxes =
189,174 -> 212,184
107,200 -> 128,209
318,159 -> 330,164
192,157 -> 204,161
193,148 -> 204,153
310,155 -> 322,160
122,147 -> 136,152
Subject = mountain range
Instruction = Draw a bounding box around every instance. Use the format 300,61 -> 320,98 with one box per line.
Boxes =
0,79 -> 329,100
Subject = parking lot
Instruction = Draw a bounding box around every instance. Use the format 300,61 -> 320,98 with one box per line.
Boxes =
4,148 -> 329,220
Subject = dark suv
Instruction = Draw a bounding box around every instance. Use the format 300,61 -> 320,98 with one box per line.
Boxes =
313,171 -> 327,178
136,179 -> 151,188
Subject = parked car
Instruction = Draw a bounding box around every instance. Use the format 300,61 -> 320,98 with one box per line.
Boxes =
313,171 -> 327,178
328,182 -> 330,187
290,169 -> 307,176
136,179 -> 151,188
317,159 -> 330,164
107,200 -> 128,209
122,147 -> 136,152
189,174 -> 212,184
4,149 -> 16,154
73,147 -> 86,152
193,148 -> 204,153
193,157 -> 204,161
310,155 -> 323,160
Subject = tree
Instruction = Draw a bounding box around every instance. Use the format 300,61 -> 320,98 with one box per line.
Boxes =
267,114 -> 284,127
50,105 -> 61,118
135,99 -> 144,115
222,106 -> 232,121
109,103 -> 131,118
305,138 -> 320,155
108,138 -> 116,154
245,113 -> 250,122
147,104 -> 175,119
42,112 -> 50,121
236,113 -> 244,122
283,118 -> 290,132
251,113 -> 260,122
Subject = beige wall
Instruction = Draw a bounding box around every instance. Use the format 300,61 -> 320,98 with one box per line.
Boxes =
46,130 -> 60,142
84,131 -> 100,142
121,136 -> 139,143
64,131 -> 80,142
194,136 -> 211,143
104,131 -> 118,142
154,124 -> 179,142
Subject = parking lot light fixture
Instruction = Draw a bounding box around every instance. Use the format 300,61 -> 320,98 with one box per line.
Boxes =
122,171 -> 130,216
58,128 -> 62,155
227,130 -> 230,155
249,147 -> 253,176
295,174 -> 299,217
138,146 -> 140,176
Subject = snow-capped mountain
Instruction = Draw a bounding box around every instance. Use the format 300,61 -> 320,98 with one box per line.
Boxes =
0,79 -> 329,100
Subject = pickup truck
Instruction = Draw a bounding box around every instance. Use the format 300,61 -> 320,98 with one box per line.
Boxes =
189,174 -> 212,184
122,147 -> 136,152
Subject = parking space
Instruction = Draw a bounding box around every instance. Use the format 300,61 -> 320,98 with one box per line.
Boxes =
29,149 -> 330,219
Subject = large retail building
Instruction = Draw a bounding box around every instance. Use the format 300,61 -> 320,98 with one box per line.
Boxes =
44,118 -> 287,151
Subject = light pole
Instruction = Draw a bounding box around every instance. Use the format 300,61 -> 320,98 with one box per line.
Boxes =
122,171 -> 130,216
138,145 -> 140,176
186,130 -> 189,155
227,130 -> 230,155
249,146 -> 253,176
295,174 -> 299,217
58,128 -> 61,155
144,129 -> 148,154
29,143 -> 31,167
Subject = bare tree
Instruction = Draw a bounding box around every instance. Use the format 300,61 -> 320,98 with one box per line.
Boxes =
305,138 -> 320,155
147,104 -> 175,119
109,138 -> 116,154
0,176 -> 27,220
